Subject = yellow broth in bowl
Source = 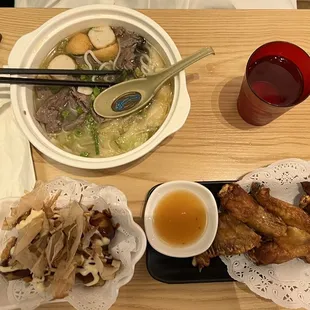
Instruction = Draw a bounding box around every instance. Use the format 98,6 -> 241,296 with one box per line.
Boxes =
153,190 -> 207,247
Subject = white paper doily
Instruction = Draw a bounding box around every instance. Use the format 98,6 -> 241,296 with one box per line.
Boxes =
0,177 -> 147,310
221,158 -> 310,309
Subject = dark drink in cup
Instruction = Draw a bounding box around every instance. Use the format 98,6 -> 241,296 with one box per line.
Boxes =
237,42 -> 310,126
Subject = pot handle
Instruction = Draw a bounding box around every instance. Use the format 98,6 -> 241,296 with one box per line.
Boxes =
1,29 -> 39,108
0,65 -> 10,108
8,30 -> 38,67
162,82 -> 191,138
0,85 -> 10,108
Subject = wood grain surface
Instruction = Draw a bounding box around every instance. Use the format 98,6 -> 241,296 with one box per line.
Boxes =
0,8 -> 308,310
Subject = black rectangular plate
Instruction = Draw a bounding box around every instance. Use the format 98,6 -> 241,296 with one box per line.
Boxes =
145,180 -> 235,284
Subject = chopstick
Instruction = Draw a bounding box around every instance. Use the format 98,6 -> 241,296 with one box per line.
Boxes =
0,77 -> 117,87
0,68 -> 124,87
0,68 -> 121,76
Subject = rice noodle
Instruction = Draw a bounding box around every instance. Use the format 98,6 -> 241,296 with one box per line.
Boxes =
112,39 -> 121,70
140,53 -> 152,75
83,50 -> 103,70
99,61 -> 114,71
83,51 -> 93,70
140,54 -> 150,66
88,50 -> 102,65
92,61 -> 114,82
103,75 -> 116,83
141,66 -> 149,76
100,61 -> 114,82
139,44 -> 154,76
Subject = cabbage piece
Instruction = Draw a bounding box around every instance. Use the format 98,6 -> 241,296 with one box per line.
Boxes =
116,130 -> 148,152
148,46 -> 165,72
144,84 -> 172,129
54,129 -> 95,157
111,114 -> 149,152
105,83 -> 171,153
98,120 -> 123,156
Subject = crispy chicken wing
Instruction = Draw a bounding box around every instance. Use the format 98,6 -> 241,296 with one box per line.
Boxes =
218,184 -> 287,238
249,226 -> 310,265
193,213 -> 261,269
275,226 -> 310,248
301,182 -> 310,195
248,242 -> 310,265
299,182 -> 310,213
251,183 -> 310,234
299,195 -> 310,211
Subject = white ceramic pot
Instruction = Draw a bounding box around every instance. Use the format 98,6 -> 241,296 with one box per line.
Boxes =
8,5 -> 190,169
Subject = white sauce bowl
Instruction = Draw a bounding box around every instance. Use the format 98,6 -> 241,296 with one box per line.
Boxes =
144,181 -> 218,258
8,5 -> 190,169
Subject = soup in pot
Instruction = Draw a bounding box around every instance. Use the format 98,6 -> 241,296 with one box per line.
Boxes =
34,26 -> 173,158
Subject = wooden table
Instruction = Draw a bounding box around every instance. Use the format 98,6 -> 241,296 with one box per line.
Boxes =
0,8 -> 309,310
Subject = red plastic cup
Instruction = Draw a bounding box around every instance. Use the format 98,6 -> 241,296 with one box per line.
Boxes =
237,41 -> 310,126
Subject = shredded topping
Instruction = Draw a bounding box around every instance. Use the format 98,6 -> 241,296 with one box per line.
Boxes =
0,181 -> 120,299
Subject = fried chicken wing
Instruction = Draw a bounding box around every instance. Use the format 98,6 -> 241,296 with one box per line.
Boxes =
301,182 -> 310,195
251,183 -> 310,234
299,195 -> 310,211
218,184 -> 287,238
275,226 -> 310,249
299,182 -> 310,213
248,242 -> 307,265
193,213 -> 261,269
193,252 -> 211,269
249,226 -> 310,265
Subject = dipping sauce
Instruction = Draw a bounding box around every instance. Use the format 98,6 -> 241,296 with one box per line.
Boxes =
153,190 -> 207,246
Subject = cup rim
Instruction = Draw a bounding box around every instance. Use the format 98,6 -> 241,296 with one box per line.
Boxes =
245,40 -> 308,108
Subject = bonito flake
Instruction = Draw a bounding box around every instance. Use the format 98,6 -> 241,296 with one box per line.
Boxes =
0,182 -> 121,299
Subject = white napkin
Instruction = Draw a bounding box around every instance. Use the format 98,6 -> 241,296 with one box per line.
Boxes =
0,84 -> 36,199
